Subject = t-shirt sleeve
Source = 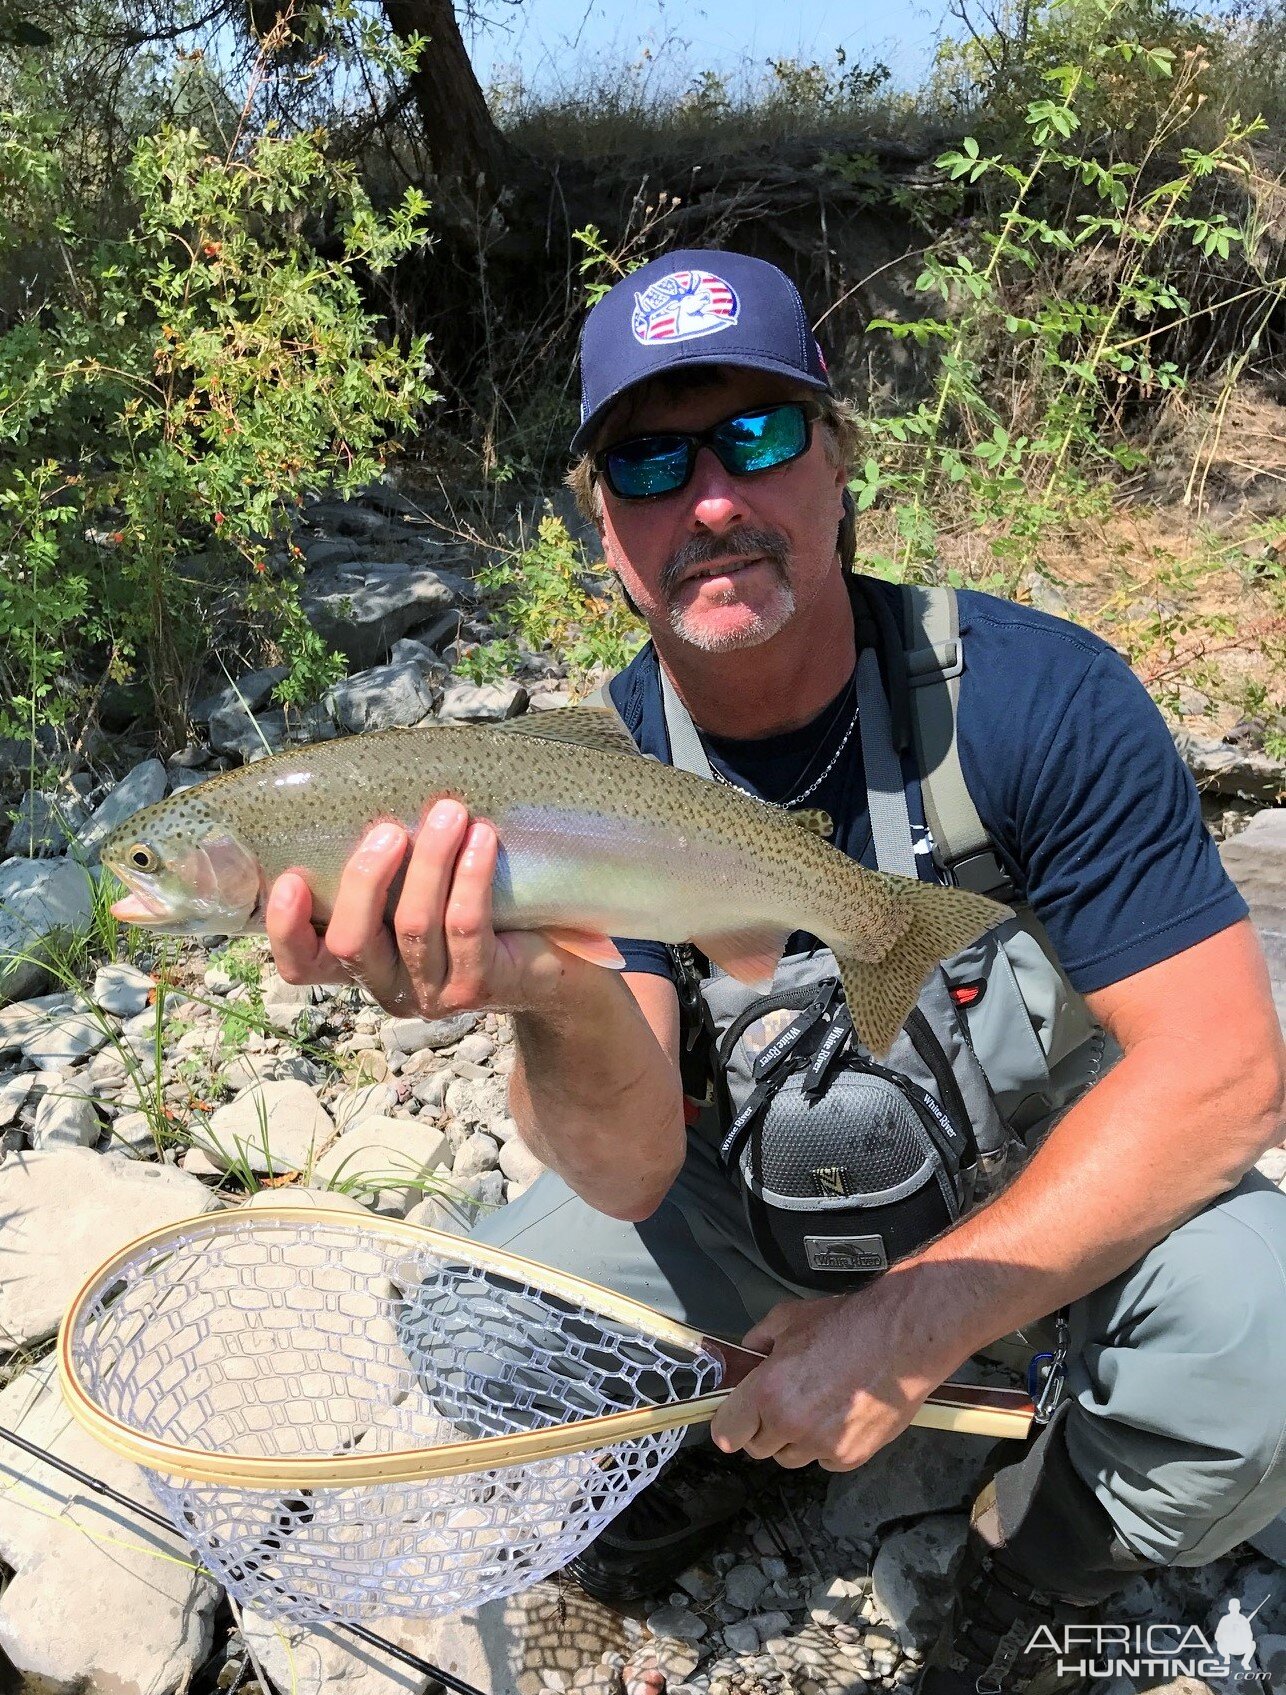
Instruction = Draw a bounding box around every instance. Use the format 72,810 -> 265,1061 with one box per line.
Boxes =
979,644 -> 1247,993
612,937 -> 679,980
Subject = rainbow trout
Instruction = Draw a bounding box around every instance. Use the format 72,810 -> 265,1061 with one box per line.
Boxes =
102,707 -> 1009,1055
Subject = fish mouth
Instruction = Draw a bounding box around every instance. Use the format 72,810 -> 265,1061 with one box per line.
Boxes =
107,833 -> 264,935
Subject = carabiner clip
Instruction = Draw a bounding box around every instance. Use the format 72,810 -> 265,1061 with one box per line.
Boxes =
1027,1308 -> 1070,1426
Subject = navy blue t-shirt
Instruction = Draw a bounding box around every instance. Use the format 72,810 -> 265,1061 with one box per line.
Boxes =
606,576 -> 1246,994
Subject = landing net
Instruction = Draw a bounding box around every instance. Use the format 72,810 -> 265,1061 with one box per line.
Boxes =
58,1208 -> 724,1623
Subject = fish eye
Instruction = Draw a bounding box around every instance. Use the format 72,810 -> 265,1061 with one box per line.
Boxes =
126,844 -> 160,873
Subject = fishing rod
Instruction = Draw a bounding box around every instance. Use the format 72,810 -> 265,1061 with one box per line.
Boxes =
0,1423 -> 491,1695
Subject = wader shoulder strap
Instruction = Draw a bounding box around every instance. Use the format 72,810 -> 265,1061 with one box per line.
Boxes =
855,647 -> 918,879
899,585 -> 1013,901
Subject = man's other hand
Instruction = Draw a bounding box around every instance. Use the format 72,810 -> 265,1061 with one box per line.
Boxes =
709,1279 -> 954,1472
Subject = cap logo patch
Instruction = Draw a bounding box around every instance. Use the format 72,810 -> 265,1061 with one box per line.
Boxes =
631,269 -> 739,346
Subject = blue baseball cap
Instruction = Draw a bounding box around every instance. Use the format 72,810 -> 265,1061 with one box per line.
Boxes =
570,248 -> 831,454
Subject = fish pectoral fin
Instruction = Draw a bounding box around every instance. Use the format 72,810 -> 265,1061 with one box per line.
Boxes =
692,926 -> 791,988
491,707 -> 641,757
785,807 -> 832,838
542,928 -> 628,970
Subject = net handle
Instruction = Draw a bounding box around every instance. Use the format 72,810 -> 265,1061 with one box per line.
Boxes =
58,1206 -> 1034,1487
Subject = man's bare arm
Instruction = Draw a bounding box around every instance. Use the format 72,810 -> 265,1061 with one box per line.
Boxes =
508,971 -> 687,1223
894,917 -> 1286,1372
709,918 -> 1285,1470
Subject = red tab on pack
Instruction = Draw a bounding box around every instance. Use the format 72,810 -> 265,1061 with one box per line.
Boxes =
948,980 -> 986,1008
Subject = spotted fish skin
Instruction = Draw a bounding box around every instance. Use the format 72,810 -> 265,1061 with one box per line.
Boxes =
102,709 -> 1009,1054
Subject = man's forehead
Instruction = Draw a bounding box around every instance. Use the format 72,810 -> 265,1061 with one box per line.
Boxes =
600,367 -> 810,442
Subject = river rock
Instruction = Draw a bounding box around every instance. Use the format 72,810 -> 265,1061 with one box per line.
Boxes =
0,857 -> 96,1003
453,1130 -> 500,1181
327,660 -> 439,733
724,1562 -> 771,1613
311,1116 -> 450,1213
240,1609 -> 438,1695
1175,731 -> 1286,806
403,1579 -> 641,1695
333,1080 -> 399,1131
192,664 -> 290,722
74,758 -> 168,863
438,681 -> 529,721
104,1109 -> 161,1157
1219,808 -> 1286,1025
88,960 -> 154,1017
0,1072 -> 32,1127
32,1085 -> 100,1149
383,1013 -> 478,1056
304,561 -> 468,669
0,1146 -> 217,1346
498,1136 -> 546,1187
871,1514 -> 968,1652
5,788 -> 87,857
197,1079 -> 336,1175
22,1009 -> 110,1069
0,1357 -> 220,1693
823,1425 -> 993,1547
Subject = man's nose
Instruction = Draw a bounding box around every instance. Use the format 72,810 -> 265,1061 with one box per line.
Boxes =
687,446 -> 747,533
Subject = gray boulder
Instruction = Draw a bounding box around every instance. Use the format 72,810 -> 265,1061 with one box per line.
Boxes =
0,1146 -> 216,1347
304,562 -> 470,669
0,858 -> 96,1003
872,1513 -> 968,1652
438,682 -> 529,722
327,660 -> 439,733
823,1423 -> 993,1546
1175,731 -> 1286,806
197,1078 -> 335,1174
32,1086 -> 99,1149
5,788 -> 88,858
209,700 -> 337,763
22,1010 -> 110,1069
191,663 -> 289,722
74,759 -> 168,863
0,1358 -> 220,1693
88,961 -> 154,1017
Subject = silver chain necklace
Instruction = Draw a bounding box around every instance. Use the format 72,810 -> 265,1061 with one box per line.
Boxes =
705,679 -> 860,810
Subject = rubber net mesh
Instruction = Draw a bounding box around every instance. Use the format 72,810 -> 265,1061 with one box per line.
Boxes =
68,1215 -> 722,1623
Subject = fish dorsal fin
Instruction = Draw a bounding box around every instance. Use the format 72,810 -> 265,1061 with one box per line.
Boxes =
785,808 -> 833,838
492,706 -> 642,757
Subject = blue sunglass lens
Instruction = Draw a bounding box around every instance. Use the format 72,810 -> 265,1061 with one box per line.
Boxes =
605,436 -> 692,498
716,407 -> 808,473
602,406 -> 810,498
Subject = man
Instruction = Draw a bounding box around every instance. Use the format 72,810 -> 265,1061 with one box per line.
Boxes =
266,249 -> 1286,1694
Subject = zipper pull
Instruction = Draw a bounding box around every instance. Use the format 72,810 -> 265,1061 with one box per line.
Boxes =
803,1002 -> 853,1098
751,979 -> 839,1081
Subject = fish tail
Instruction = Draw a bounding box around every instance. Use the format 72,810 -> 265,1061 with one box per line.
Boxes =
834,882 -> 1009,1058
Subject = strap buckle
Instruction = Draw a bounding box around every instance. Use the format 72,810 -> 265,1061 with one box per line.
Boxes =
945,848 -> 1017,904
1028,1308 -> 1070,1425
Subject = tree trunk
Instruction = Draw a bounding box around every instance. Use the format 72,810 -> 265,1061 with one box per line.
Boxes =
380,0 -> 514,190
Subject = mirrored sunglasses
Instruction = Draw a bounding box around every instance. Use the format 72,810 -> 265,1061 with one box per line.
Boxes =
594,402 -> 820,501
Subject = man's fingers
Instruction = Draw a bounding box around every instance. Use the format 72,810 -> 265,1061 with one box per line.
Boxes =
440,819 -> 500,1002
710,1391 -> 764,1457
266,872 -> 337,984
321,821 -> 408,996
393,800 -> 472,994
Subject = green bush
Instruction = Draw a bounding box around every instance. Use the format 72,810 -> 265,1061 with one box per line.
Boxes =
0,99 -> 436,752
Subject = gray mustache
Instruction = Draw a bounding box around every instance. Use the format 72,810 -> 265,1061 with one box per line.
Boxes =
661,527 -> 790,597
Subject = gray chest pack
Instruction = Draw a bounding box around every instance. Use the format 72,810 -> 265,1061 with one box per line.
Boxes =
596,582 -> 1115,1293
